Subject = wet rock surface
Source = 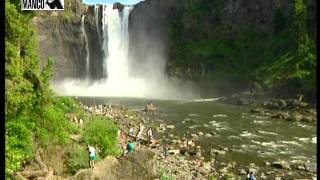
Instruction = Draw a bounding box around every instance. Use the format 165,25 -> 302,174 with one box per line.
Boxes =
219,91 -> 316,124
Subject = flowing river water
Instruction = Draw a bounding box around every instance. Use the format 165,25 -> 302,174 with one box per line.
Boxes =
78,97 -> 317,176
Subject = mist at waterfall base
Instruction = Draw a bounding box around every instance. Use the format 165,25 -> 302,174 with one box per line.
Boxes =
53,5 -> 199,100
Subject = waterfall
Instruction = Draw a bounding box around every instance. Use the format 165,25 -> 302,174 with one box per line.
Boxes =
102,5 -> 131,81
54,4 -> 197,99
81,15 -> 90,78
94,5 -> 101,41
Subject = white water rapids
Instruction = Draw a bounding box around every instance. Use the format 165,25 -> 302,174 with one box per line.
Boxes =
53,4 -> 197,99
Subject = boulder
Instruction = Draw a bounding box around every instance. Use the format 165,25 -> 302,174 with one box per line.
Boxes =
197,131 -> 204,136
191,134 -> 198,138
274,177 -> 283,180
304,162 -> 317,173
289,112 -> 304,121
219,167 -> 228,175
271,111 -> 290,119
239,169 -> 247,175
271,160 -> 291,170
236,98 -> 250,106
145,102 -> 157,112
166,125 -> 175,129
278,99 -> 287,109
197,166 -> 210,176
301,115 -> 315,122
260,173 -> 268,179
210,148 -> 226,155
251,108 -> 265,113
168,149 -> 180,155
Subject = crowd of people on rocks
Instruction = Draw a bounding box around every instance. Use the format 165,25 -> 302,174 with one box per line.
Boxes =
71,100 -> 258,180
71,101 -> 159,170
119,122 -> 160,156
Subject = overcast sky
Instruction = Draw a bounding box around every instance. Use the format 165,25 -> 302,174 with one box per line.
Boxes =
83,0 -> 143,5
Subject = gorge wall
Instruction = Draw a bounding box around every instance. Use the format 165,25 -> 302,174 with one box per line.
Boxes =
129,0 -> 317,98
33,0 -> 316,99
33,0 -> 105,81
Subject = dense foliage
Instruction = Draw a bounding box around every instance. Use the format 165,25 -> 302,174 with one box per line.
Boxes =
67,144 -> 89,174
167,0 -> 316,98
5,0 -> 119,177
83,117 -> 121,157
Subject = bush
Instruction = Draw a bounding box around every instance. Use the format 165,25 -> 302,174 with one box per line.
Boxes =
6,120 -> 35,176
55,96 -> 79,113
159,168 -> 169,180
83,117 -> 121,157
63,10 -> 75,21
37,106 -> 71,145
67,144 -> 89,174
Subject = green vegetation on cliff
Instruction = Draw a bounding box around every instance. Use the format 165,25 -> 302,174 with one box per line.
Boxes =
5,0 -> 119,178
167,0 -> 316,98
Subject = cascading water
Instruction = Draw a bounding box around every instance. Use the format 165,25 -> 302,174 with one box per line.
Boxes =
94,5 -> 101,42
102,5 -> 131,82
54,4 -> 197,99
81,15 -> 90,78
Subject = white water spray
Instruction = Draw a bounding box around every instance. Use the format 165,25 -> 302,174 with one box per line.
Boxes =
103,5 -> 130,81
54,4 -> 198,99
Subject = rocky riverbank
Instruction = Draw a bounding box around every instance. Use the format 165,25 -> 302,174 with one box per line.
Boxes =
70,101 -> 317,179
217,91 -> 317,124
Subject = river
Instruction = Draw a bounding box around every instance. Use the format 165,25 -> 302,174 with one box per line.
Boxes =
78,97 -> 317,175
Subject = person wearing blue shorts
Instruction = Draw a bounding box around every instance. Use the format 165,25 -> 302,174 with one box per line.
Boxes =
88,145 -> 96,169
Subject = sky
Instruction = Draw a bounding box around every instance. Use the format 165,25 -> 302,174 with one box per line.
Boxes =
82,0 -> 143,5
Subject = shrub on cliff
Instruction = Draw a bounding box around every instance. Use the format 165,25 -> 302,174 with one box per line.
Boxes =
83,117 -> 121,157
5,0 -> 80,176
68,144 -> 89,174
6,118 -> 35,175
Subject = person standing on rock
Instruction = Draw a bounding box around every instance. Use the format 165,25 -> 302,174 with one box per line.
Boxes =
129,124 -> 135,137
137,123 -> 145,148
147,128 -> 153,144
127,139 -> 135,154
88,145 -> 96,169
129,124 -> 134,137
247,171 -> 256,180
164,144 -> 170,159
79,117 -> 84,127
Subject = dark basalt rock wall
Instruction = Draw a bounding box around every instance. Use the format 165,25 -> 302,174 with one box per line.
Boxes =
33,0 -> 105,81
84,5 -> 105,80
33,0 -> 316,98
128,0 -> 181,77
128,0 -> 317,97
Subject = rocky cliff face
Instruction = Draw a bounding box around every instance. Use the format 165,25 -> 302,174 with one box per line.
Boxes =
128,0 -> 180,77
129,0 -> 317,97
32,0 -> 316,98
33,0 -> 105,81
